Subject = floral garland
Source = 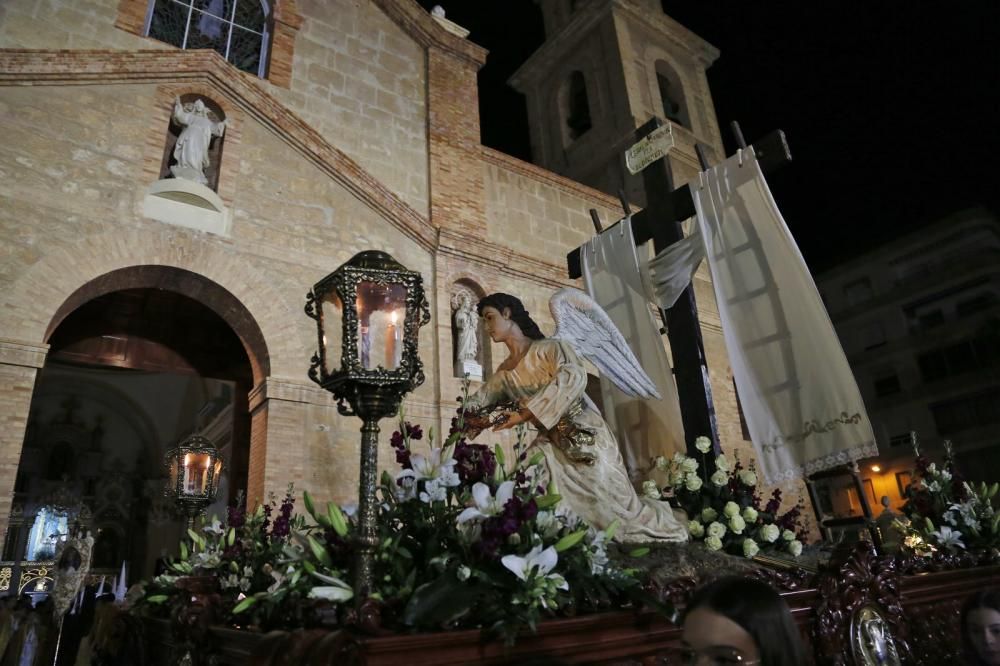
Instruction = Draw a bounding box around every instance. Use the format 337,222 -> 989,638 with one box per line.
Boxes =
643,436 -> 807,559
896,438 -> 1000,555
137,384 -> 667,642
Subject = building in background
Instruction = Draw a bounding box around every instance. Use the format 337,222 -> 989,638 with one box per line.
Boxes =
817,206 -> 1000,511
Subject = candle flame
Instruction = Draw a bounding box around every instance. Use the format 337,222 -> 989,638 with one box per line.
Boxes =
390,310 -> 398,325
184,453 -> 191,466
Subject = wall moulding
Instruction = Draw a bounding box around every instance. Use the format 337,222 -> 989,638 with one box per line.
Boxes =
0,49 -> 436,253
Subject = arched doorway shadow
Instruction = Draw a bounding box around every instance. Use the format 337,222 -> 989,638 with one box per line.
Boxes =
3,266 -> 270,584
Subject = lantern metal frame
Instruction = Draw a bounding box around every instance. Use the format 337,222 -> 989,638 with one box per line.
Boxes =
163,434 -> 224,529
304,250 -> 430,602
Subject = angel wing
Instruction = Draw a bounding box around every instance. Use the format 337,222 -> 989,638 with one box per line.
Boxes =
549,287 -> 661,399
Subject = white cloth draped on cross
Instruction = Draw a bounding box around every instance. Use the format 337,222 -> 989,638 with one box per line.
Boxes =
648,147 -> 877,483
580,215 -> 687,479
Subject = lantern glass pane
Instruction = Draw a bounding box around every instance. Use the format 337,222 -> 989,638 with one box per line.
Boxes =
183,452 -> 212,495
320,291 -> 343,375
168,455 -> 179,491
357,281 -> 407,371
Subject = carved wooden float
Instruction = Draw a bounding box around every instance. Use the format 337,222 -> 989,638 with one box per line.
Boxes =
142,545 -> 999,665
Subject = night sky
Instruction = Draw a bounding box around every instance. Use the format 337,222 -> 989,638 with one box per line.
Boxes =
419,1 -> 1000,272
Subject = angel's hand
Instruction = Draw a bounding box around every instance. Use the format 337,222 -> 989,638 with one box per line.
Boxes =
493,408 -> 536,431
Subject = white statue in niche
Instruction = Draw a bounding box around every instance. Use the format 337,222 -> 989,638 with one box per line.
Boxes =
171,97 -> 227,185
451,291 -> 483,380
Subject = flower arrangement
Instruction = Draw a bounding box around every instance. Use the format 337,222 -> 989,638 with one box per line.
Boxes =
646,436 -> 807,559
138,385 -> 666,642
897,439 -> 1000,555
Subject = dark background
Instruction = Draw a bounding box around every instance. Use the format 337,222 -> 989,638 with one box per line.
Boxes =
418,1 -> 1000,271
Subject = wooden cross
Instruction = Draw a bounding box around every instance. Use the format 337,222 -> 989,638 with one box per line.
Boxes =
567,118 -> 792,458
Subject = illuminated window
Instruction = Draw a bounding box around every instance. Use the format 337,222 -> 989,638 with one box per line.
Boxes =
146,0 -> 271,78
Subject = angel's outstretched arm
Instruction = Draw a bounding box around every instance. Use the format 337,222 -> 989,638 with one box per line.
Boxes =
522,341 -> 587,431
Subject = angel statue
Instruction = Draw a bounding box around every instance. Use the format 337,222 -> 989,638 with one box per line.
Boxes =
171,97 -> 227,185
463,289 -> 688,542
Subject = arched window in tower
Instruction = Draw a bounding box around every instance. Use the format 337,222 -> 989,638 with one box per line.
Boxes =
562,71 -> 592,142
145,0 -> 272,78
654,60 -> 689,128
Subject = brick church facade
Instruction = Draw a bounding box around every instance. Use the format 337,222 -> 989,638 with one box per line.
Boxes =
0,0 -> 809,574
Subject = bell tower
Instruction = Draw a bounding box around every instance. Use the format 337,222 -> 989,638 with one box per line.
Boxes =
510,0 -> 724,205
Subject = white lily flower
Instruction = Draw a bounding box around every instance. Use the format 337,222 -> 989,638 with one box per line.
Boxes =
456,481 -> 515,523
203,516 -> 224,535
397,447 -> 459,484
419,478 -> 448,504
931,525 -> 965,551
501,545 -> 568,589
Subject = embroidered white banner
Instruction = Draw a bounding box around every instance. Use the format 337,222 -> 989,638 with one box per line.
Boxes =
663,148 -> 877,483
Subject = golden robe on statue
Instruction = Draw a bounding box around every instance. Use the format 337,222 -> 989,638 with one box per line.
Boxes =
466,338 -> 688,542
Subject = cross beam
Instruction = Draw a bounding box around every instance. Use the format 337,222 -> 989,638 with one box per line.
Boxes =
566,119 -> 792,455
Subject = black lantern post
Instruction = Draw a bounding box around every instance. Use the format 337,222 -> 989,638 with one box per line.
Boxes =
305,250 -> 430,599
164,434 -> 224,530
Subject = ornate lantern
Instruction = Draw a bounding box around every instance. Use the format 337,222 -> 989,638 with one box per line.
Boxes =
164,434 -> 224,529
305,250 -> 430,599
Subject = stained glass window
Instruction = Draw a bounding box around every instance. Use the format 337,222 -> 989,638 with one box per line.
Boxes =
146,0 -> 270,78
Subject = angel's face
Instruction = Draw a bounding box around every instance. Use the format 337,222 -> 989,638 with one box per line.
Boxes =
481,306 -> 513,343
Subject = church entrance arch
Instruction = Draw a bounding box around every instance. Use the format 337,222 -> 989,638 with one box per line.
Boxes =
2,265 -> 270,587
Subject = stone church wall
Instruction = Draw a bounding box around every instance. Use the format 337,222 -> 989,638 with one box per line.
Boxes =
0,0 -> 429,215
0,80 -> 438,519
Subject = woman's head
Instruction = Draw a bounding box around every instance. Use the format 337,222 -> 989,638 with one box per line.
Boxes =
681,576 -> 806,666
477,293 -> 545,342
962,590 -> 1000,665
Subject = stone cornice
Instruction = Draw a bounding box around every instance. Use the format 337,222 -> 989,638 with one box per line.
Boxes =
510,0 -> 718,89
436,227 -> 572,290
248,376 -> 336,411
371,0 -> 488,70
481,146 -> 630,213
0,338 -> 50,369
614,0 -> 719,66
0,49 -> 438,252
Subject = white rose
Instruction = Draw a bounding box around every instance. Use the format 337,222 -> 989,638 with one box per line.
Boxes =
701,507 -> 719,523
654,456 -> 669,471
742,507 -> 758,523
739,470 -> 758,487
705,535 -> 723,551
782,529 -> 796,541
688,520 -> 705,538
788,540 -> 803,557
685,474 -> 704,492
681,457 -> 699,474
641,480 -> 661,500
723,501 -> 741,518
707,521 -> 727,539
729,514 -> 746,534
743,538 -> 760,558
669,471 -> 685,487
715,454 -> 732,472
760,524 -> 780,543
456,565 -> 471,581
695,436 -> 712,454
711,470 -> 729,487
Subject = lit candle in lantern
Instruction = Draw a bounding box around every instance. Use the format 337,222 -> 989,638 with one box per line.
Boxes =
183,453 -> 192,493
200,454 -> 211,493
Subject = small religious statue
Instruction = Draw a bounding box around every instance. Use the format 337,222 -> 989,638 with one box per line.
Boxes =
451,291 -> 483,380
171,97 -> 227,186
462,288 -> 688,542
874,495 -> 902,554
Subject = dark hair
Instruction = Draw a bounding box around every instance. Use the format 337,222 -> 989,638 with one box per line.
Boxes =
683,576 -> 806,666
961,589 -> 1000,665
477,293 -> 545,340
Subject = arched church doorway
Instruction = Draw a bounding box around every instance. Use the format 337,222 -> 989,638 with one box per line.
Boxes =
2,266 -> 269,593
